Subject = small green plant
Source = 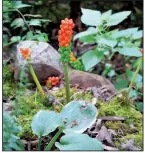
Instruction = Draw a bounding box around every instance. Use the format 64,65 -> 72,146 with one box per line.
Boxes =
74,8 -> 143,97
31,101 -> 103,151
3,1 -> 49,47
3,112 -> 24,151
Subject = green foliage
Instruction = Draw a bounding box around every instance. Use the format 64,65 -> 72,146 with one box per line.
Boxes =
3,112 -> 24,151
31,110 -> 61,137
55,133 -> 103,151
3,0 -> 49,47
74,8 -> 143,74
31,101 -> 102,150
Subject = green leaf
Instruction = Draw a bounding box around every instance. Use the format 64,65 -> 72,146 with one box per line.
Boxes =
10,18 -> 25,29
82,50 -> 104,71
80,35 -> 95,43
129,89 -> 138,98
132,30 -> 143,39
14,1 -> 31,9
73,27 -> 97,40
119,47 -> 142,57
60,101 -> 97,134
135,102 -> 143,113
97,37 -> 117,48
55,133 -> 103,151
81,8 -> 101,26
126,70 -> 142,83
114,78 -> 128,90
31,110 -> 61,137
101,10 -> 112,21
107,11 -> 131,26
111,28 -> 139,39
29,19 -> 41,26
10,36 -> 21,42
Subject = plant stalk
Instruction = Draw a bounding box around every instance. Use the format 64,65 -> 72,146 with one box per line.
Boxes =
63,63 -> 70,103
128,57 -> 142,95
28,61 -> 44,95
45,127 -> 63,151
37,135 -> 42,151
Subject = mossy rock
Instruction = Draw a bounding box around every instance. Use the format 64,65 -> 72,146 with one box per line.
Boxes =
105,121 -> 122,131
114,132 -> 143,150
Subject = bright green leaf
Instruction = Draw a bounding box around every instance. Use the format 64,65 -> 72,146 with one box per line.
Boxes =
55,133 -> 103,151
10,18 -> 24,29
101,10 -> 112,21
97,37 -> 117,48
31,110 -> 61,137
119,47 -> 142,57
107,11 -> 131,26
82,50 -> 104,71
81,8 -> 101,26
73,27 -> 97,40
29,19 -> 41,26
10,36 -> 21,42
114,78 -> 128,90
132,30 -> 143,39
60,101 -> 97,134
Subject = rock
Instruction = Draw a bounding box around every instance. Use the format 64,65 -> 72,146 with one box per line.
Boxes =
68,70 -> 117,94
14,41 -> 63,83
3,103 -> 13,114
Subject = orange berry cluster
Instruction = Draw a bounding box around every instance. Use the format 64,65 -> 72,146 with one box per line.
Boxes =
20,48 -> 31,60
70,52 -> 76,62
58,18 -> 75,47
46,77 -> 59,88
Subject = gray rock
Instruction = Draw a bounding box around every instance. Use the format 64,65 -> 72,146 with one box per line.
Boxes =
14,41 -> 63,83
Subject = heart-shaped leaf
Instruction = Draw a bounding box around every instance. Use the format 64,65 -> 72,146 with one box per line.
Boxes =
31,110 -> 61,137
60,101 -> 97,134
55,133 -> 103,151
81,8 -> 101,26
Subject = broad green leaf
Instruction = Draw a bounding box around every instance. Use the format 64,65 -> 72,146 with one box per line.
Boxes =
73,27 -> 97,40
29,19 -> 41,26
14,1 -> 31,9
80,35 -> 96,43
60,101 -> 97,134
31,110 -> 61,137
119,47 -> 142,57
81,8 -> 101,26
55,133 -> 103,151
10,36 -> 21,42
135,102 -> 143,113
15,4 -> 31,9
97,37 -> 117,48
82,50 -> 104,71
10,18 -> 25,29
108,69 -> 116,77
132,30 -> 143,39
114,78 -> 128,90
126,70 -> 142,83
111,28 -> 139,39
101,10 -> 112,21
107,11 -> 131,26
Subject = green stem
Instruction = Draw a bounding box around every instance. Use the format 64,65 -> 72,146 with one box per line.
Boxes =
28,61 -> 44,95
37,135 -> 42,151
128,57 -> 142,95
45,127 -> 63,151
63,63 -> 70,103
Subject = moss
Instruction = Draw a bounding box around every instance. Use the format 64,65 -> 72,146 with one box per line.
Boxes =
105,121 -> 122,130
14,92 -> 53,139
114,132 -> 143,150
3,64 -> 18,97
98,94 -> 142,131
